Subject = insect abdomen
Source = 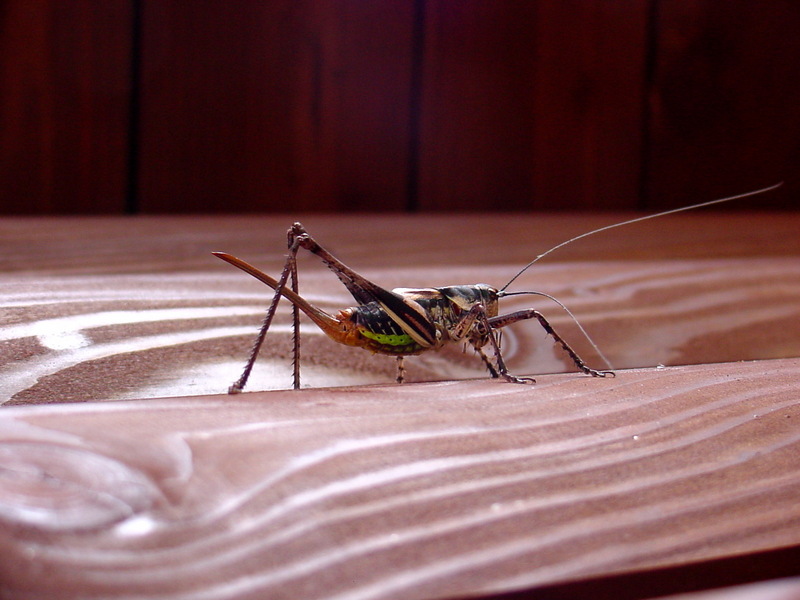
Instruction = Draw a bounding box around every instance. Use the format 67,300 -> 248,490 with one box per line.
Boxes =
352,303 -> 426,355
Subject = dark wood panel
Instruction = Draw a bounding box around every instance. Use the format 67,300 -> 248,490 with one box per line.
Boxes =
529,1 -> 649,211
137,1 -> 415,213
0,0 -> 132,214
644,0 -> 800,209
417,0 -> 649,211
3,1 -> 799,215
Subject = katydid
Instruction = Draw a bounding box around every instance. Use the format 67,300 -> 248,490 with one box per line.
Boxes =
214,183 -> 781,392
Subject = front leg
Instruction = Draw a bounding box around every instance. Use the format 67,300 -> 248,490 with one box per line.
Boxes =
396,356 -> 406,384
489,310 -> 614,378
448,303 -> 534,384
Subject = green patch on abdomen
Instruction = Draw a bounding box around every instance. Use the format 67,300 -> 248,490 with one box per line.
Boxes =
361,329 -> 414,347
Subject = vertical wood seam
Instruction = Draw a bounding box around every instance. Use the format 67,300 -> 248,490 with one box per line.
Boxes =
405,0 -> 427,213
638,0 -> 661,211
124,0 -> 143,214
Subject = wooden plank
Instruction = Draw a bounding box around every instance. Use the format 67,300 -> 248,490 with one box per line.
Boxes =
137,1 -> 415,212
417,0 -> 648,211
0,359 -> 799,598
1,213 -> 798,597
644,0 -> 800,209
1,211 -> 798,400
0,0 -> 132,213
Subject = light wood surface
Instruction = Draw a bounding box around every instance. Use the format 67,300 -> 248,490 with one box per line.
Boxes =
1,213 -> 799,599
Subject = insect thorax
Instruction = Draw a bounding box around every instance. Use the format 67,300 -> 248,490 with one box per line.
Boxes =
435,284 -> 499,318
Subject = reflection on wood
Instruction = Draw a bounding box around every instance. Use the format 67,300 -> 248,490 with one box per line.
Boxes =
2,250 -> 799,403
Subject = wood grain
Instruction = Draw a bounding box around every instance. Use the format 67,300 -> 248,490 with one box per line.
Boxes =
1,359 -> 799,598
2,213 -> 798,404
1,214 -> 799,598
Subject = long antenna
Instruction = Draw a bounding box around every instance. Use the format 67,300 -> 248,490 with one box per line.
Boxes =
500,182 -> 783,292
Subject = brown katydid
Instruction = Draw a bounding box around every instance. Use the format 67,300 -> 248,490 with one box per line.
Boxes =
214,183 -> 782,392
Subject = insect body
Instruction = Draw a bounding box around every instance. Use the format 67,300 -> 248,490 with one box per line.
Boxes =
213,229 -> 603,391
214,184 -> 781,393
